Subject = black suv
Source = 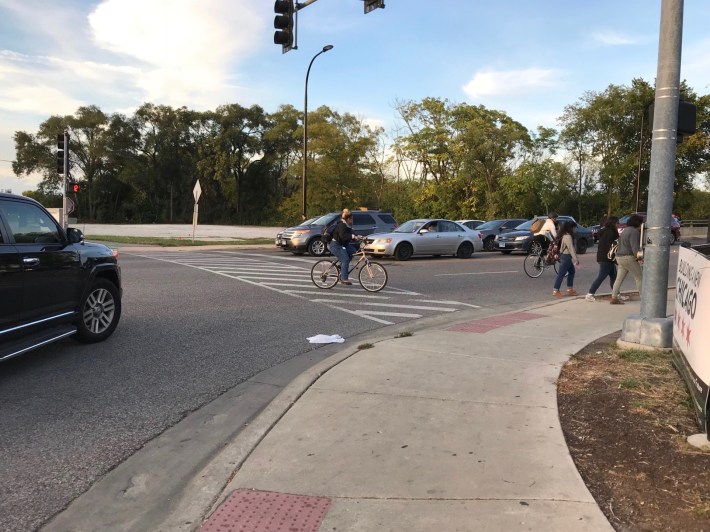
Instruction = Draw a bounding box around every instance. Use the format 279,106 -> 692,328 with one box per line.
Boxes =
0,193 -> 122,362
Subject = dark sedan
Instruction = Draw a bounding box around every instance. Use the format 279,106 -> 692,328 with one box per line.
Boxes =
473,218 -> 528,251
493,216 -> 594,254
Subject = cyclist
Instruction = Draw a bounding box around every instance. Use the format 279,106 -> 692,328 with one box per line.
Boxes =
533,212 -> 558,253
328,212 -> 359,285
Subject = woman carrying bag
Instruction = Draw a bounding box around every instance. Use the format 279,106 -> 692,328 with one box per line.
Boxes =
610,214 -> 644,305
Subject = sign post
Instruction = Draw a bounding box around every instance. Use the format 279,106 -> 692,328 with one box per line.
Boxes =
192,180 -> 202,242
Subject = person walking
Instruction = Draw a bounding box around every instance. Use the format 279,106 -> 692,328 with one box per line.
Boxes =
585,216 -> 629,302
610,214 -> 644,305
533,212 -> 558,253
327,212 -> 358,285
552,220 -> 580,297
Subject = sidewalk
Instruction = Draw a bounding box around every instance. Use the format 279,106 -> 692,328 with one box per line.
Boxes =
159,295 -> 674,532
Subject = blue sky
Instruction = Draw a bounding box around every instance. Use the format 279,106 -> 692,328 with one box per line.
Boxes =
1,0 -> 709,193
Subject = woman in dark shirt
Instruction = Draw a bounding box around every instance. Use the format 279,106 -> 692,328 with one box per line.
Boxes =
585,216 -> 628,302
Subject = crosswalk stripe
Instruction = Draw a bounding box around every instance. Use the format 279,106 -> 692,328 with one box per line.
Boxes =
412,299 -> 481,308
227,275 -> 309,281
284,290 -> 390,299
310,300 -> 457,311
355,310 -> 422,319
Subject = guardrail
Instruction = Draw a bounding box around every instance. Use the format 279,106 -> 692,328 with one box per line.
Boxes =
680,219 -> 709,227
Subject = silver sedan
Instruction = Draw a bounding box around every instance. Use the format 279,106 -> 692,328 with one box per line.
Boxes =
363,219 -> 483,261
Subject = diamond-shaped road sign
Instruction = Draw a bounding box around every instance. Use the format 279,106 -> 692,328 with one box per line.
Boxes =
193,180 -> 202,203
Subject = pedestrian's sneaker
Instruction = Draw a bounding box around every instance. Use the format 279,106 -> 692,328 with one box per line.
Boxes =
585,293 -> 596,302
618,294 -> 630,301
610,297 -> 624,305
552,290 -> 563,297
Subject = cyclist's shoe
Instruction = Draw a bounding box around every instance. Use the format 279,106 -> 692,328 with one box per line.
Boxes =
552,290 -> 563,297
566,289 -> 579,296
340,279 -> 353,285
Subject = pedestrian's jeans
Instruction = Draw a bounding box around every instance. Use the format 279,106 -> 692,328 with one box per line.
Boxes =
611,255 -> 642,298
589,262 -> 617,295
328,242 -> 355,281
554,253 -> 576,290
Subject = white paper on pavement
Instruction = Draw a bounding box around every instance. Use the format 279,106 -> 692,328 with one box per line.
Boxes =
307,334 -> 345,344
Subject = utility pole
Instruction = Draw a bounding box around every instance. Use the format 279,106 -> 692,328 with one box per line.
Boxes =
621,0 -> 683,348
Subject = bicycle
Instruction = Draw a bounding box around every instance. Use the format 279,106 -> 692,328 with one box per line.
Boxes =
310,241 -> 388,292
523,245 -> 560,278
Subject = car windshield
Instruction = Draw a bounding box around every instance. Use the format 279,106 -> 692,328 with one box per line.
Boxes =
618,215 -> 631,224
475,220 -> 503,230
515,219 -> 535,230
300,217 -> 318,226
395,220 -> 427,233
312,213 -> 340,226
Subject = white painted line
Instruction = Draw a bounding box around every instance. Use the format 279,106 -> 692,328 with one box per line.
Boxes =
226,275 -> 309,281
412,299 -> 482,308
249,281 -> 313,287
355,310 -> 421,319
310,300 -> 458,312
284,290 -> 390,299
382,286 -> 421,295
435,270 -> 518,276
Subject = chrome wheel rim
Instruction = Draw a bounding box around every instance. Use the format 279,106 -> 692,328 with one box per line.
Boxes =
82,288 -> 116,334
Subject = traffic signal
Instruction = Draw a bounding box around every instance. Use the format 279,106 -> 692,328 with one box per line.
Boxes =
273,0 -> 294,53
363,0 -> 385,13
66,180 -> 80,194
57,133 -> 65,174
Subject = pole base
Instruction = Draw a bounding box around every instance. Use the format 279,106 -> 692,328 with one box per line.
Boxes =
619,314 -> 673,349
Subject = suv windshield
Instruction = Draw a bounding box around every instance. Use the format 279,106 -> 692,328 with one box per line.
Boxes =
395,220 -> 427,233
515,219 -> 535,230
312,213 -> 340,226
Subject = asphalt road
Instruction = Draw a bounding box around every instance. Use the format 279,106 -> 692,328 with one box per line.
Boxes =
0,244 -> 683,531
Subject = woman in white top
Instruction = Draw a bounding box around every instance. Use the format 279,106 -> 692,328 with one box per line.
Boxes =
552,220 -> 580,297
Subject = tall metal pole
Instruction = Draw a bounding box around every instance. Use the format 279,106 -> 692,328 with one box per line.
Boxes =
302,45 -> 333,221
635,111 -> 645,213
641,0 -> 683,319
62,130 -> 69,229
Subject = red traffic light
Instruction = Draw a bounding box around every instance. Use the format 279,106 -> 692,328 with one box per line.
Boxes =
71,183 -> 80,193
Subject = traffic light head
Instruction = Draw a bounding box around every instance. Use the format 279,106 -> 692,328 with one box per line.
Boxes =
273,0 -> 294,53
72,183 -> 80,194
57,133 -> 65,174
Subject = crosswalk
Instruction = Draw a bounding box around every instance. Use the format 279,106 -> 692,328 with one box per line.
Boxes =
130,251 -> 480,325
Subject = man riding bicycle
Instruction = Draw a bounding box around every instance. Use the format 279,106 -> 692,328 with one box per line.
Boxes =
327,212 -> 359,285
533,212 -> 559,253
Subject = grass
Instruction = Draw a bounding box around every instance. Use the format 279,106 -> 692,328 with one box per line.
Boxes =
357,343 -> 374,350
394,332 -> 413,338
620,378 -> 646,389
86,235 -> 273,247
617,348 -> 654,363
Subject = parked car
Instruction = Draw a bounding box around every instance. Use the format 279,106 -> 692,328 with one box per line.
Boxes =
618,212 -> 681,243
493,215 -> 594,254
281,210 -> 398,257
590,224 -> 601,243
363,219 -> 483,261
276,216 -> 318,249
0,193 -> 122,362
456,219 -> 485,230
472,218 -> 528,251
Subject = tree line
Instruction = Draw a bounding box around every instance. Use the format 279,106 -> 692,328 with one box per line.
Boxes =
12,77 -> 710,227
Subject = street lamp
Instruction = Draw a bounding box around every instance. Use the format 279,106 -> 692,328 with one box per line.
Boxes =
302,44 -> 333,220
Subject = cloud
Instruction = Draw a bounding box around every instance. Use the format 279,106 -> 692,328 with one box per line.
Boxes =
87,0 -> 265,109
462,68 -> 560,100
590,31 -> 636,46
683,37 -> 710,91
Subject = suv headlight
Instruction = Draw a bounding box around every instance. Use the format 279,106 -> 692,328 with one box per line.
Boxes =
292,229 -> 310,236
515,235 -> 529,241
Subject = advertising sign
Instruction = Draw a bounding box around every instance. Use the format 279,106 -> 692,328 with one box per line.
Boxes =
672,245 -> 710,434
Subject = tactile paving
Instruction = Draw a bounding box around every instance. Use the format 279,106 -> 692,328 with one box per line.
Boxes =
200,489 -> 331,532
446,311 -> 545,333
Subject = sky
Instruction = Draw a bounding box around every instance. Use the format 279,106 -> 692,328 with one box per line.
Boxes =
1,0 -> 709,194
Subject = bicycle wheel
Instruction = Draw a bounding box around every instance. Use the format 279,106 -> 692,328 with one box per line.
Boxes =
311,260 -> 339,289
358,261 -> 388,292
523,253 -> 545,278
529,240 -> 543,256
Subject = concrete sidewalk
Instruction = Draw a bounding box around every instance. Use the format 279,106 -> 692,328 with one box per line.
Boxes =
162,295 -> 674,532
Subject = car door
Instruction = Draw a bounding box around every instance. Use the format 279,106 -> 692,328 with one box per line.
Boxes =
0,199 -> 82,323
437,220 -> 465,253
0,211 -> 22,332
352,213 -> 377,236
414,221 -> 441,254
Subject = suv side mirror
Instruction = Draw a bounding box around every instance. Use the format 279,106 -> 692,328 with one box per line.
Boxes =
67,227 -> 84,244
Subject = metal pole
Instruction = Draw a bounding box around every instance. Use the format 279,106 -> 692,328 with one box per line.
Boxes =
640,0 -> 683,319
62,130 -> 69,229
635,111 -> 644,213
302,45 -> 333,221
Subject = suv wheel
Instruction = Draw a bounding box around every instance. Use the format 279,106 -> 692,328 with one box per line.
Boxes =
308,238 -> 327,257
76,278 -> 122,343
483,236 -> 495,251
575,238 -> 588,254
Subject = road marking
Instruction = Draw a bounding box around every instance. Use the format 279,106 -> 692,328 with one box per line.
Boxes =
355,310 -> 422,319
284,290 -> 391,299
435,270 -> 518,276
220,274 -> 309,281
310,300 -> 458,311
412,299 -> 481,308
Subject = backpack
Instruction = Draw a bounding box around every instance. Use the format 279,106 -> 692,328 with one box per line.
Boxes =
530,218 -> 545,233
607,241 -> 618,261
545,237 -> 561,264
321,220 -> 340,244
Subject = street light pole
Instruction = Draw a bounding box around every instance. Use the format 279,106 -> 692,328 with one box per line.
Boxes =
302,44 -> 333,221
